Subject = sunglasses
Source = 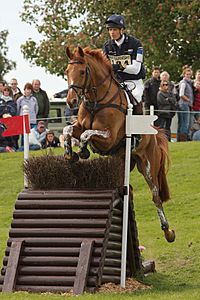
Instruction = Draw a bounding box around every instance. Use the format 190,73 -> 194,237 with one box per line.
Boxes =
163,83 -> 168,86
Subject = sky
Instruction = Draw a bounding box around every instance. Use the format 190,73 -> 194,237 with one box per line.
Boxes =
0,0 -> 66,98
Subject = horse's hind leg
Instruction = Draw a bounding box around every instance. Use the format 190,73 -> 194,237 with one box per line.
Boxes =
137,158 -> 175,243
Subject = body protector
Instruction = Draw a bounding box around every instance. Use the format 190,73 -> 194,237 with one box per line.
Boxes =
103,34 -> 146,102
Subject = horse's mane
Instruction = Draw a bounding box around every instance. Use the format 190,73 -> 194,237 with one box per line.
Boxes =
83,47 -> 112,72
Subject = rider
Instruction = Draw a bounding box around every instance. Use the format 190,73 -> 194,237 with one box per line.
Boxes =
103,14 -> 146,113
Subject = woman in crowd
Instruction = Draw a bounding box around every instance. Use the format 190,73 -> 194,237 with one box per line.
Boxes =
157,80 -> 177,141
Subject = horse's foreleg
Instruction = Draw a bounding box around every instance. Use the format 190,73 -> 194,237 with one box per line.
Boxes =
63,125 -> 79,161
140,159 -> 175,243
78,129 -> 110,159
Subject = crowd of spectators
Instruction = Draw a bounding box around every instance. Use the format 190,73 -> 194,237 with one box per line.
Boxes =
143,66 -> 200,141
0,78 -> 61,153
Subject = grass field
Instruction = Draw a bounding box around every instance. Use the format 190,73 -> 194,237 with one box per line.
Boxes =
0,142 -> 200,299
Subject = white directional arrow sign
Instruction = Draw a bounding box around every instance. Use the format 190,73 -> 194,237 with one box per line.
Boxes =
126,115 -> 158,135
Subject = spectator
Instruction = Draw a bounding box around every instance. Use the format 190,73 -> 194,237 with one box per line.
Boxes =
0,115 -> 16,153
0,81 -> 6,98
53,88 -> 78,123
0,86 -> 18,148
157,81 -> 177,141
18,121 -> 47,151
32,79 -> 49,123
17,83 -> 38,128
9,78 -> 23,102
160,71 -> 178,96
143,66 -> 161,115
0,86 -> 17,117
41,130 -> 60,149
189,114 -> 200,141
192,80 -> 200,122
177,65 -> 194,141
194,69 -> 200,83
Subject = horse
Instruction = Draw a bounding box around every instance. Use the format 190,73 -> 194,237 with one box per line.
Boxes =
63,46 -> 175,243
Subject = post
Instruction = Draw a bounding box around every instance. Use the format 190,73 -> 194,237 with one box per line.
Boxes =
120,102 -> 158,288
23,105 -> 30,189
121,102 -> 133,288
150,105 -> 154,116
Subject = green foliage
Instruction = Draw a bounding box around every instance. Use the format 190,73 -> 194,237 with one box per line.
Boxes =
0,30 -> 16,80
20,0 -> 200,81
0,142 -> 200,299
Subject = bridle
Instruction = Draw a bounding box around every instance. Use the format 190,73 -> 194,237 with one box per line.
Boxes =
67,59 -> 126,116
67,60 -> 111,102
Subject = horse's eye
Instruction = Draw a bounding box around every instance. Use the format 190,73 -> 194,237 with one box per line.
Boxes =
80,70 -> 85,76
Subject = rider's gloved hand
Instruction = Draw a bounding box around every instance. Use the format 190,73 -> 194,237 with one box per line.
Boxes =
112,63 -> 125,72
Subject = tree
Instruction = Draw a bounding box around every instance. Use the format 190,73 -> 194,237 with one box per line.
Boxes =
0,30 -> 16,81
21,0 -> 200,81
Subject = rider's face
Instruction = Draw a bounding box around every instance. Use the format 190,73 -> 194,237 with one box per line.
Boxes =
108,28 -> 122,40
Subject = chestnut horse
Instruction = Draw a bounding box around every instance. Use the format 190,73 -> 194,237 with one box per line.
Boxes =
63,46 -> 175,243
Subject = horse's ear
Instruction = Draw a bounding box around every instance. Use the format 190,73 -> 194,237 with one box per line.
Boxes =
77,46 -> 84,58
66,47 -> 73,59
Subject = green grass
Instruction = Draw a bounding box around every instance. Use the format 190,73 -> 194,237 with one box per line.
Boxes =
0,142 -> 200,299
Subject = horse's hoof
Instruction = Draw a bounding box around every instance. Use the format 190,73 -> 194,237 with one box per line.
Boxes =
164,229 -> 175,243
78,148 -> 90,159
72,152 -> 79,162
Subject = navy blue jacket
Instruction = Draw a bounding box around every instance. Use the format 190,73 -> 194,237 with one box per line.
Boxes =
103,34 -> 146,81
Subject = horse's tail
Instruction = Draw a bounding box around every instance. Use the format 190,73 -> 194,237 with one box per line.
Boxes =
156,129 -> 170,202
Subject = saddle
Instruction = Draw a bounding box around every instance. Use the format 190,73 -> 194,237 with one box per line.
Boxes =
120,82 -> 143,115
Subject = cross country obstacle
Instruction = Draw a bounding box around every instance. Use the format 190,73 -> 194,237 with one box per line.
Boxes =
0,156 -> 146,295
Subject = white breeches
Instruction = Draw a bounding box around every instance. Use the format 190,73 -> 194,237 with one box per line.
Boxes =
124,79 -> 144,103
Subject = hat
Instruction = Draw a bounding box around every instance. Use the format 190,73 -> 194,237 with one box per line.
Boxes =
37,121 -> 46,129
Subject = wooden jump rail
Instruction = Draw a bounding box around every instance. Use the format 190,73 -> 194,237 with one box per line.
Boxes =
0,189 -> 142,295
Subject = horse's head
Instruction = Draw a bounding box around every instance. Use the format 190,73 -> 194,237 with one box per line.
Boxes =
65,46 -> 89,108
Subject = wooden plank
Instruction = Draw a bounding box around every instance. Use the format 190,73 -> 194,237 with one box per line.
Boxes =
7,237 -> 104,247
18,190 -> 114,199
107,241 -> 121,250
2,240 -> 24,292
9,228 -> 106,238
6,247 -> 80,257
11,218 -> 107,228
6,246 -> 103,257
102,275 -> 120,284
15,200 -> 111,209
127,219 -> 136,275
13,209 -> 110,219
17,275 -> 97,287
17,266 -> 99,276
4,256 -> 101,267
110,224 -> 122,233
73,240 -> 94,295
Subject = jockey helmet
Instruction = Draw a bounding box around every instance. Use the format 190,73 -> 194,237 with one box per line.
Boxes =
105,14 -> 126,29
